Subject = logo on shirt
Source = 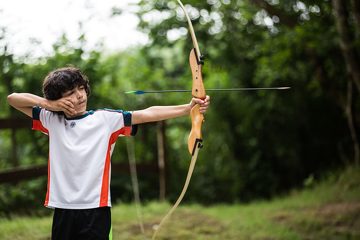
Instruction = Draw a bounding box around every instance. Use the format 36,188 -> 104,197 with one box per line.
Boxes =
70,122 -> 76,128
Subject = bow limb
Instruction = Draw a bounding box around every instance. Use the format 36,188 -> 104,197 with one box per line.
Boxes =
151,1 -> 205,239
177,0 -> 202,62
151,147 -> 201,240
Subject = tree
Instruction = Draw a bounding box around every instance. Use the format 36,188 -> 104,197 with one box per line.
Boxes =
133,0 -> 359,201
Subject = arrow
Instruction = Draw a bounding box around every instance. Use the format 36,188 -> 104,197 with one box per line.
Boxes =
125,87 -> 291,95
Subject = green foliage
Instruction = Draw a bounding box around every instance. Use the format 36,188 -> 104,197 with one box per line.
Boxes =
134,0 -> 357,204
0,0 -> 359,215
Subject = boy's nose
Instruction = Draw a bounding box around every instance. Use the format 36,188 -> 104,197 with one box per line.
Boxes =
75,90 -> 82,99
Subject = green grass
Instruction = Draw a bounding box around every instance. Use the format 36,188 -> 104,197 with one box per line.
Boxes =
0,166 -> 359,240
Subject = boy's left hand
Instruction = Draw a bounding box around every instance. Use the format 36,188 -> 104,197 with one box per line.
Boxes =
190,95 -> 210,114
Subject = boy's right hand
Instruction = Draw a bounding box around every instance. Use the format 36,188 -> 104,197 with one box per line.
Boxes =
46,97 -> 77,116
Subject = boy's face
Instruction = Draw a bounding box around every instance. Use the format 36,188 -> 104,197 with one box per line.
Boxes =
62,85 -> 88,116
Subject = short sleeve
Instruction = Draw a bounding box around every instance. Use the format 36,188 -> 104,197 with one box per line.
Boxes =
103,109 -> 137,136
32,106 -> 51,135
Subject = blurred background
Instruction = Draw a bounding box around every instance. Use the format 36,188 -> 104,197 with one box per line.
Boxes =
0,0 -> 359,239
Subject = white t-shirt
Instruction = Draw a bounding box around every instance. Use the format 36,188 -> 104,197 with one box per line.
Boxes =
32,107 -> 137,209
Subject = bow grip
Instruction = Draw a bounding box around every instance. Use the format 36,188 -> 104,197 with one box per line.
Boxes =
188,104 -> 204,155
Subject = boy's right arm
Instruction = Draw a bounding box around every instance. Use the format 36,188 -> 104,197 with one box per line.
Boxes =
7,93 -> 76,118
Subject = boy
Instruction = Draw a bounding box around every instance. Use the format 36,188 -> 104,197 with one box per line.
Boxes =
7,67 -> 210,240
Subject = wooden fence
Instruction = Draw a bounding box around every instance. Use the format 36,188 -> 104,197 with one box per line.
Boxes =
0,117 -> 158,184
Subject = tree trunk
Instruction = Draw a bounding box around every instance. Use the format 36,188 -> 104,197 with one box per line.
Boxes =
332,0 -> 360,93
345,80 -> 360,165
350,0 -> 360,38
157,121 -> 166,201
126,138 -> 145,234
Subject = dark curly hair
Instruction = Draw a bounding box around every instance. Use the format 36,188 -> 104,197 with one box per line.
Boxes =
42,67 -> 91,100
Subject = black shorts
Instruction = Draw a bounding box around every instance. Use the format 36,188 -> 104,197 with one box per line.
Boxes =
52,207 -> 111,240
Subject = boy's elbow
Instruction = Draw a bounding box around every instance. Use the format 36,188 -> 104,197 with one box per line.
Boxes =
7,93 -> 21,108
7,93 -> 16,105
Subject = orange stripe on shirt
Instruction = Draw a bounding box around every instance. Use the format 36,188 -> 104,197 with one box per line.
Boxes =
32,119 -> 49,134
99,126 -> 132,207
44,156 -> 51,207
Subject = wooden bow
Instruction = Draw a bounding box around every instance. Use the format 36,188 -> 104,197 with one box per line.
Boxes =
152,1 -> 205,239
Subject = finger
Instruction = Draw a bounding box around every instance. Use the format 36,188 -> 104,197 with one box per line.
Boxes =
199,109 -> 207,114
63,96 -> 75,103
201,100 -> 210,106
199,101 -> 210,108
192,98 -> 205,105
59,101 -> 71,111
60,102 -> 76,115
199,107 -> 208,112
64,107 -> 77,116
64,109 -> 72,116
64,99 -> 77,110
203,97 -> 210,106
64,99 -> 75,109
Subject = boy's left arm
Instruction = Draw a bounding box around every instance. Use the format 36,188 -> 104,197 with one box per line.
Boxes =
131,96 -> 210,125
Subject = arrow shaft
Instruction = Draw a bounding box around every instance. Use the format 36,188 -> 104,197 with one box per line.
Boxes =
208,87 -> 290,91
126,87 -> 290,95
